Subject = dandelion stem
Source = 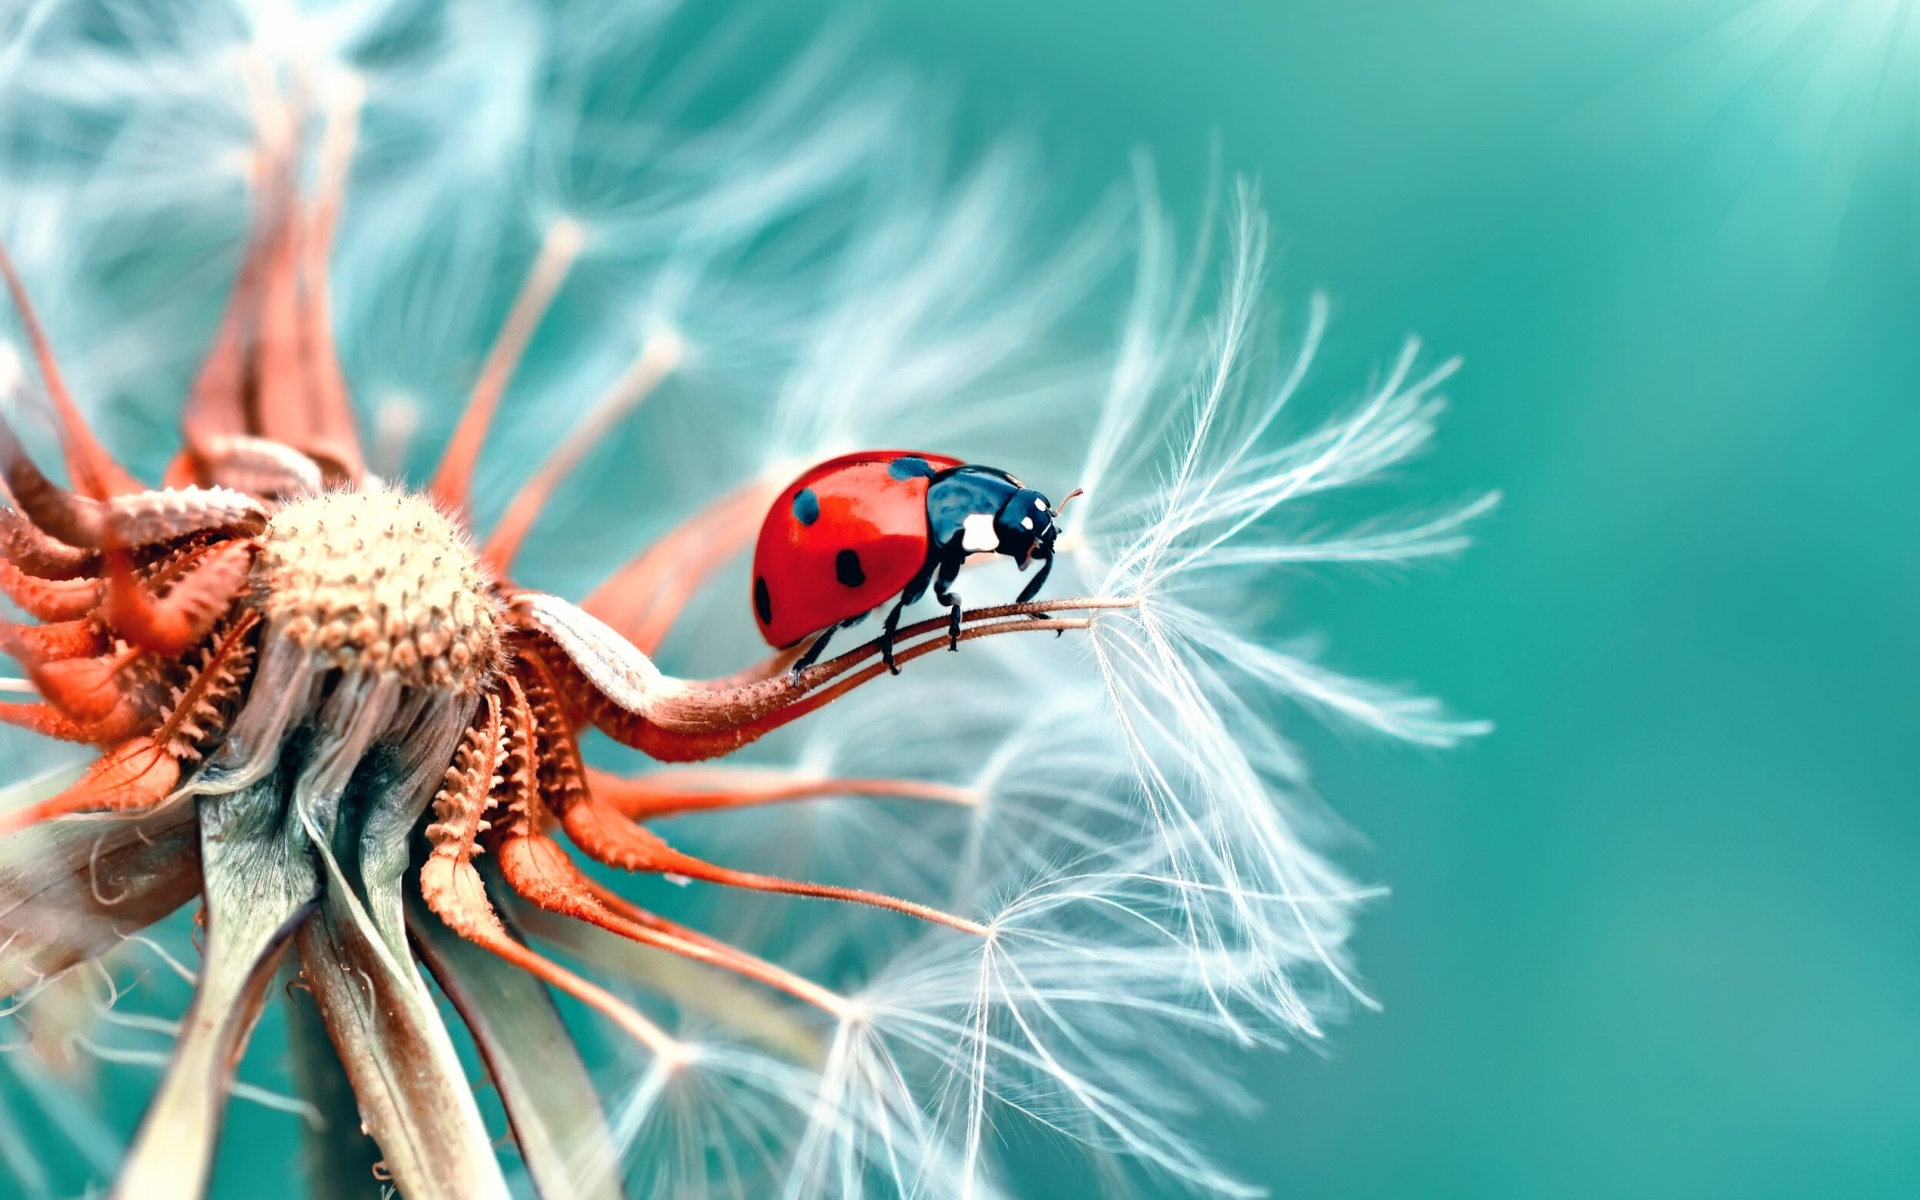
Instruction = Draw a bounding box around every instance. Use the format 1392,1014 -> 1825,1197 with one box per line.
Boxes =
587,766 -> 980,819
281,72 -> 368,482
281,957 -> 385,1195
579,879 -> 858,1019
790,597 -> 1133,690
482,329 -> 684,575
429,219 -> 585,511
710,596 -> 1137,690
689,617 -> 1096,752
0,243 -> 137,498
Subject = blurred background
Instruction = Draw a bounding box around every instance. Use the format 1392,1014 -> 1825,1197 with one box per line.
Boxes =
772,1 -> 1913,1197
8,1 -> 1918,1197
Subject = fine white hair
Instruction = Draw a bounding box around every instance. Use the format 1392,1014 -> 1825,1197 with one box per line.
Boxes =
0,1 -> 1494,1196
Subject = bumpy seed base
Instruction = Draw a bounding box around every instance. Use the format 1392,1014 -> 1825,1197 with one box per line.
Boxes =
256,489 -> 502,692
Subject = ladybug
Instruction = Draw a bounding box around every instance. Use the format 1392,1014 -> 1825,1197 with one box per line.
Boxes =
751,451 -> 1067,675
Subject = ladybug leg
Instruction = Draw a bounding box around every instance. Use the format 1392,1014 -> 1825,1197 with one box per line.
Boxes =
787,623 -> 841,679
1016,555 -> 1058,634
1016,553 -> 1054,605
878,602 -> 903,674
931,583 -> 961,651
930,555 -> 966,652
879,558 -> 939,675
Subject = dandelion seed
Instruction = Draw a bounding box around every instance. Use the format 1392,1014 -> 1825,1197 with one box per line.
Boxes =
0,2 -> 1490,1199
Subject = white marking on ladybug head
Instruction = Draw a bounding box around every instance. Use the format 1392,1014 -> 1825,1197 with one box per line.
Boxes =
1021,516 -> 1034,530
1035,497 -> 1048,510
962,512 -> 1000,553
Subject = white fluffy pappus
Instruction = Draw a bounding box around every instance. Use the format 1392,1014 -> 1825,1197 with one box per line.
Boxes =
0,1 -> 1494,1197
593,183 -> 1497,1200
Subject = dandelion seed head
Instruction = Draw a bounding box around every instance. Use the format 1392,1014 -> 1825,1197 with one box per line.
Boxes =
258,488 -> 503,692
0,2 -> 1494,1197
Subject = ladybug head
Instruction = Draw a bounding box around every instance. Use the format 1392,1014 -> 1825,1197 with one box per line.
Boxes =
992,487 -> 1057,565
928,467 -> 1070,567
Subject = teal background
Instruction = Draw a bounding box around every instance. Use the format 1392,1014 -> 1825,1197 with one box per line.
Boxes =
12,2 -> 1917,1198
786,1 -> 1916,1197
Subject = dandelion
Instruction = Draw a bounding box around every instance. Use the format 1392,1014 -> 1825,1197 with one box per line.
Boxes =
0,2 -> 1493,1199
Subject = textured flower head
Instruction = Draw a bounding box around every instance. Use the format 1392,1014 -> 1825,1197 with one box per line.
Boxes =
0,2 -> 1493,1198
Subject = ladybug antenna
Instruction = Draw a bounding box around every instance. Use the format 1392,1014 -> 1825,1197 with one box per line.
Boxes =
1053,487 -> 1086,519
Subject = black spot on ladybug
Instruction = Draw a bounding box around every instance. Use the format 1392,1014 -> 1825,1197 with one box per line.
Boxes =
887,456 -> 935,481
791,488 -> 820,525
754,575 -> 774,625
835,549 -> 866,588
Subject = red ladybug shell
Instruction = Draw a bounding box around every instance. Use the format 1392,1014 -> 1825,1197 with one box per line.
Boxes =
752,451 -> 964,648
